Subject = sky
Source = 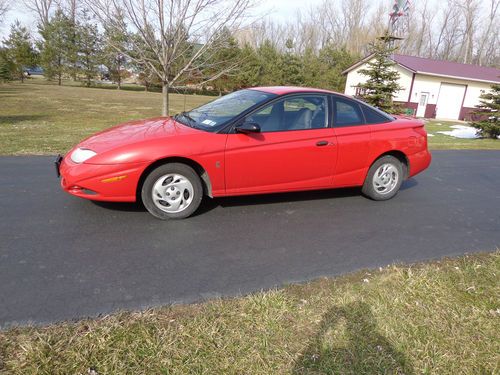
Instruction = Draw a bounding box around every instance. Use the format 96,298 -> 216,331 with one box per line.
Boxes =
0,0 -> 328,39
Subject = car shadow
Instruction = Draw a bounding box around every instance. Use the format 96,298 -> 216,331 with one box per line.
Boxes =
90,178 -> 419,216
91,200 -> 147,212
292,301 -> 414,375
400,177 -> 418,191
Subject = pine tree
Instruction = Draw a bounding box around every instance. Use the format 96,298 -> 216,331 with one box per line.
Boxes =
358,37 -> 402,113
234,44 -> 260,88
281,39 -> 303,86
257,40 -> 283,86
77,11 -> 101,87
205,27 -> 241,94
471,84 -> 500,139
102,9 -> 128,89
129,32 -> 161,91
2,21 -> 37,82
0,48 -> 13,82
38,9 -> 73,85
317,46 -> 357,92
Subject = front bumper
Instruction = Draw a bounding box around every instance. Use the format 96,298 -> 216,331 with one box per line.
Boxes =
58,155 -> 148,202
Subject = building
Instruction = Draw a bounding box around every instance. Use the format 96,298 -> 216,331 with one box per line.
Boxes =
343,54 -> 500,120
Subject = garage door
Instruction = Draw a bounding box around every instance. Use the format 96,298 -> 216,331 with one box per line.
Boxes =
435,83 -> 466,120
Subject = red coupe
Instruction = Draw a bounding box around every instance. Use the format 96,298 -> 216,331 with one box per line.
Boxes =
56,87 -> 431,219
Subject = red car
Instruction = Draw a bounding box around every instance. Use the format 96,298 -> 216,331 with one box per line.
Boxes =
56,87 -> 431,219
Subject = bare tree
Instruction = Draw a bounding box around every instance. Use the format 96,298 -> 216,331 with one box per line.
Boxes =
0,0 -> 10,26
23,0 -> 54,27
87,0 -> 254,116
474,0 -> 499,65
455,0 -> 480,64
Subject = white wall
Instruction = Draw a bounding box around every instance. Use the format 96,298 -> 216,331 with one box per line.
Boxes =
409,74 -> 493,107
344,59 -> 413,102
344,61 -> 495,109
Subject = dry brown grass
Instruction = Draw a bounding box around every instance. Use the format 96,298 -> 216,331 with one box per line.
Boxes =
1,252 -> 498,374
0,82 -> 213,155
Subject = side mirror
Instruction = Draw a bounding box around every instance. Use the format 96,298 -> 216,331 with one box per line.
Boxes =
235,121 -> 261,134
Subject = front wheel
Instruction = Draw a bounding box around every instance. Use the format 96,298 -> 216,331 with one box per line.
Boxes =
362,155 -> 404,201
141,163 -> 203,219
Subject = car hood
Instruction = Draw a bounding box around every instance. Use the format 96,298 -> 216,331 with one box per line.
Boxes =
77,117 -> 197,154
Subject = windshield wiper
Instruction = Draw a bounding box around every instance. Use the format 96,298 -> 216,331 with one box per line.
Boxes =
175,111 -> 200,128
180,111 -> 195,122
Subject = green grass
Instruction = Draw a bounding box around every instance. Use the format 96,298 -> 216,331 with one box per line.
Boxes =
0,81 -> 213,155
424,120 -> 500,150
1,252 -> 499,374
1,81 -> 499,155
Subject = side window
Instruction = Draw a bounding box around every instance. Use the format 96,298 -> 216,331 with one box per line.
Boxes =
247,95 -> 328,132
361,104 -> 393,124
333,97 -> 364,127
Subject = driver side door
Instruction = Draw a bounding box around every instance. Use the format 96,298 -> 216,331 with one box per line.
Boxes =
224,94 -> 337,195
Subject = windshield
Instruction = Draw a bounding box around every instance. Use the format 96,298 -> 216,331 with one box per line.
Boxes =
174,89 -> 277,132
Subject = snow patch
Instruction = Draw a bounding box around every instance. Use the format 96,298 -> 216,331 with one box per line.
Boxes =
437,125 -> 480,139
427,133 -> 435,137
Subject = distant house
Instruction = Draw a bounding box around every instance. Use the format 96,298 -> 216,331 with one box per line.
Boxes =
343,54 -> 500,120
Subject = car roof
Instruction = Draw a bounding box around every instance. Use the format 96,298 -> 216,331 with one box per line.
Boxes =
248,86 -> 343,96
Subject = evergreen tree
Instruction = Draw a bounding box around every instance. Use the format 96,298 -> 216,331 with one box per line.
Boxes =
0,47 -> 14,82
281,39 -> 303,86
358,37 -> 402,113
66,12 -> 79,81
2,21 -> 37,83
206,28 -> 241,94
257,40 -> 283,86
38,9 -> 73,85
300,47 -> 322,88
102,9 -> 128,89
471,84 -> 500,139
317,46 -> 357,92
128,31 -> 161,91
77,11 -> 101,87
234,44 -> 260,88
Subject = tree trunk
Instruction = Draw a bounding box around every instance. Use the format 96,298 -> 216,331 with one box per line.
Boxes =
58,58 -> 62,86
162,83 -> 170,117
117,58 -> 121,90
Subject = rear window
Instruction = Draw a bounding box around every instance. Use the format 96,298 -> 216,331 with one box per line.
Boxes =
359,102 -> 394,124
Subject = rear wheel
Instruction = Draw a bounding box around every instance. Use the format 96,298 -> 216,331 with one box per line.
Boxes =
141,163 -> 203,219
362,155 -> 403,201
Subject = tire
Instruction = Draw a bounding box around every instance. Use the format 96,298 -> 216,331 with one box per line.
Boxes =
141,163 -> 203,219
362,155 -> 404,201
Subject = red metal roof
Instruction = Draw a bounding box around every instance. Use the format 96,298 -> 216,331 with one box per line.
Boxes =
343,53 -> 500,83
392,54 -> 499,83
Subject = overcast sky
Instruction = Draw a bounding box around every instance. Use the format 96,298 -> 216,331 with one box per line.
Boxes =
0,0 -> 332,39
0,0 -> 417,39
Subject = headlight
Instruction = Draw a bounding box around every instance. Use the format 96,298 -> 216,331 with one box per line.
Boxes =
71,148 -> 97,163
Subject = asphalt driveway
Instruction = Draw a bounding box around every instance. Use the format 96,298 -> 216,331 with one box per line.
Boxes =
1,150 -> 499,327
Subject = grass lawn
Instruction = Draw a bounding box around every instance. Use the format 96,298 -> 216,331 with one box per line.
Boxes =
1,252 -> 498,374
1,80 -> 499,154
0,81 -> 213,155
424,120 -> 500,150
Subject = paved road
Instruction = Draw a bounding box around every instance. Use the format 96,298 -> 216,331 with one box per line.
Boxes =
1,151 -> 499,327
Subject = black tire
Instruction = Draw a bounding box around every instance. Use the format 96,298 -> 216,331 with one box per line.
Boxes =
362,155 -> 404,201
141,163 -> 203,219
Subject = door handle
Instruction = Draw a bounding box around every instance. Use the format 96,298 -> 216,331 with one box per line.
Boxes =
316,140 -> 329,146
